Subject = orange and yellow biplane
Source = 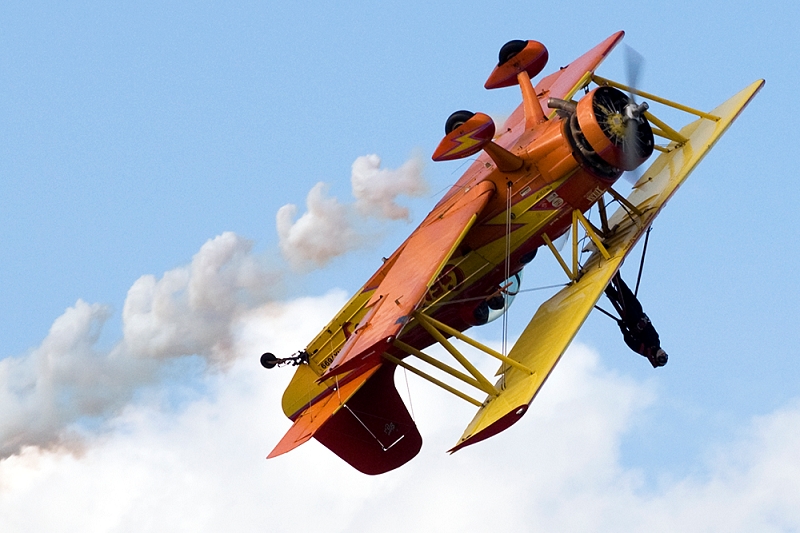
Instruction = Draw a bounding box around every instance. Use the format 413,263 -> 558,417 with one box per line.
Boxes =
262,31 -> 763,474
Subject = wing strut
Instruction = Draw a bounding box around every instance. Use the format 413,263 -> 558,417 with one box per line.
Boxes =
592,75 -> 720,121
383,311 -> 536,408
382,352 -> 483,407
413,313 -> 534,375
542,209 -> 612,282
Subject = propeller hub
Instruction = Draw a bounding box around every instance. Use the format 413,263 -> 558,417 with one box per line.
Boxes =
624,101 -> 649,122
606,112 -> 627,137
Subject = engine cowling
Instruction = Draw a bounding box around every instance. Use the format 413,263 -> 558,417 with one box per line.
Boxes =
568,86 -> 654,177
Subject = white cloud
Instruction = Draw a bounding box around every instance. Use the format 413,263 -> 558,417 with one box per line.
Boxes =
2,297 -> 799,533
276,154 -> 426,269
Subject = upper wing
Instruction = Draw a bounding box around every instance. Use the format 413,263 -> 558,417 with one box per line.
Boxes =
321,179 -> 497,379
495,31 -> 624,143
450,79 -> 765,452
535,31 -> 624,107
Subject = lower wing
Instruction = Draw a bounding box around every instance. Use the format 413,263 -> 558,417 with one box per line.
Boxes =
451,79 -> 765,452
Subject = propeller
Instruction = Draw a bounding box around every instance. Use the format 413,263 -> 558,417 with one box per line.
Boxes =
624,45 -> 644,101
621,45 -> 650,183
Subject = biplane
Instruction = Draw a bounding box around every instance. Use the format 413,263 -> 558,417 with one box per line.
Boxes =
261,31 -> 763,474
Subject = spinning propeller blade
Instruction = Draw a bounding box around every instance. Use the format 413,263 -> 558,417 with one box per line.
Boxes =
622,45 -> 649,183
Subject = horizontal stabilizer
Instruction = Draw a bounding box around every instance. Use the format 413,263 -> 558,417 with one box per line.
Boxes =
267,365 -> 379,459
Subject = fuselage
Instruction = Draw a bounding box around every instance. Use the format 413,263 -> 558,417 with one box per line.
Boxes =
384,100 -> 622,360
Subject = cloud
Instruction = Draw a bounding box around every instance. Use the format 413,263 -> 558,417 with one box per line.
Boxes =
2,304 -> 799,533
276,154 -> 426,269
0,232 -> 277,460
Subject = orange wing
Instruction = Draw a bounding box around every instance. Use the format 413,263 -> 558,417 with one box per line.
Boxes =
535,31 -> 624,107
321,179 -> 496,380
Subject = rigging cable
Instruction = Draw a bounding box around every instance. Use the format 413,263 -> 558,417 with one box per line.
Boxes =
425,283 -> 568,308
502,181 -> 513,359
403,366 -> 415,421
342,404 -> 405,452
634,225 -> 652,297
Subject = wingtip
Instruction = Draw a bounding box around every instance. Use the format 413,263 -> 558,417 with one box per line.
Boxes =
267,430 -> 314,460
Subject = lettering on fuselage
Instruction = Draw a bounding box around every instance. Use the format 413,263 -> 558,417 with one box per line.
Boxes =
531,190 -> 566,211
546,192 -> 565,208
319,350 -> 338,370
585,186 -> 604,203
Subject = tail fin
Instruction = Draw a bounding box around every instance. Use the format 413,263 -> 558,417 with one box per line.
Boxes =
315,363 -> 422,475
268,363 -> 422,475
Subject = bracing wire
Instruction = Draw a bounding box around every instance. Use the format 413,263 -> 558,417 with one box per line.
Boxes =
502,182 -> 513,359
634,226 -> 652,297
425,283 -> 569,308
403,366 -> 415,421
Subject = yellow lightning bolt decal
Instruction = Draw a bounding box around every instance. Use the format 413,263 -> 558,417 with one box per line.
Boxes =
442,126 -> 487,158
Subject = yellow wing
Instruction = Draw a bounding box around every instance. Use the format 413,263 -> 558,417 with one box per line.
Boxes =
451,79 -> 765,452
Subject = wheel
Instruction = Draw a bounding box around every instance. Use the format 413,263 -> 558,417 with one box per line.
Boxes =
445,110 -> 475,135
498,40 -> 527,65
487,294 -> 505,310
472,301 -> 490,325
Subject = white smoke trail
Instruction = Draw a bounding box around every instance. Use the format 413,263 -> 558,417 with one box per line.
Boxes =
351,154 -> 426,220
276,182 -> 363,269
0,232 -> 277,460
276,154 -> 426,269
1,154 -> 426,461
122,232 -> 274,366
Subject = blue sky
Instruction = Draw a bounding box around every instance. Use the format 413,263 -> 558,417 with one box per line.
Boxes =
1,1 -> 799,530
